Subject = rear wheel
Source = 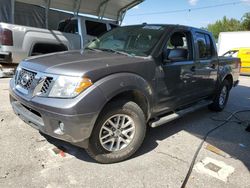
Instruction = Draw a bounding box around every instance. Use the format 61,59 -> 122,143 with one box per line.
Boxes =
86,100 -> 146,163
209,80 -> 230,111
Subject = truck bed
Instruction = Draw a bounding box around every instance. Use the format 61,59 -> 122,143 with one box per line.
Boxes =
218,56 -> 240,85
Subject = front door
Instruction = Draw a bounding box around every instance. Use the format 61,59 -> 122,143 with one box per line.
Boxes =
154,30 -> 201,114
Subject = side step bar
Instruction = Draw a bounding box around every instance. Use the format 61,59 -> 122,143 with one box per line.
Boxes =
150,100 -> 213,128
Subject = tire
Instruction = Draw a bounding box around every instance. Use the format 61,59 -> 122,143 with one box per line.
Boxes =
86,100 -> 146,163
209,79 -> 230,112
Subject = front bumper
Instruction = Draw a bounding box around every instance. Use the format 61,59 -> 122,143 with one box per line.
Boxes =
9,79 -> 105,148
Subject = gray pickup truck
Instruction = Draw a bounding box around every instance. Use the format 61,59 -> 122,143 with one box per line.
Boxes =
9,24 -> 240,163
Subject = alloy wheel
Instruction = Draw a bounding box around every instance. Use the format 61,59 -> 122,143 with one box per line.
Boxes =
99,114 -> 136,152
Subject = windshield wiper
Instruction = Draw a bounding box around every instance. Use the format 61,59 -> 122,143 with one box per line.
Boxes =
84,47 -> 102,52
96,48 -> 132,57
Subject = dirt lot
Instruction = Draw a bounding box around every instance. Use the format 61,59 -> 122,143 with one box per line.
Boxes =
0,76 -> 249,188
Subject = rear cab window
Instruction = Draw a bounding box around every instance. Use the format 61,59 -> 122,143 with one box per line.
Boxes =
58,19 -> 78,34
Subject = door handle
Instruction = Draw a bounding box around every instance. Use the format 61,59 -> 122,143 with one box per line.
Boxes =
190,66 -> 196,72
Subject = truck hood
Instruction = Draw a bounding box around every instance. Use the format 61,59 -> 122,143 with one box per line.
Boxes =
21,50 -> 155,81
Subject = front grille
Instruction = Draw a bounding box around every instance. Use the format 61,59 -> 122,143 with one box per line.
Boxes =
15,67 -> 54,97
16,68 -> 36,90
40,77 -> 53,95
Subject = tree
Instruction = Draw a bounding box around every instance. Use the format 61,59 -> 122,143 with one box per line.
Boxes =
241,12 -> 250,30
206,16 -> 242,40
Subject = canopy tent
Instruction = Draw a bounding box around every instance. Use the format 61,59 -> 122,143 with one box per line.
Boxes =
0,0 -> 75,29
15,0 -> 144,22
0,0 -> 144,29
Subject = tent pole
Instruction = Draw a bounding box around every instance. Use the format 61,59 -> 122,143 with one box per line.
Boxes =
119,9 -> 127,25
117,0 -> 144,25
100,1 -> 109,19
45,0 -> 51,29
11,0 -> 15,24
97,0 -> 110,20
73,0 -> 81,16
76,0 -> 82,16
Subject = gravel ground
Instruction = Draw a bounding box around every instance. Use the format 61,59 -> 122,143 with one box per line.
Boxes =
0,76 -> 249,188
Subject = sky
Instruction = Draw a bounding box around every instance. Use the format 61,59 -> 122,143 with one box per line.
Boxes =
123,0 -> 250,28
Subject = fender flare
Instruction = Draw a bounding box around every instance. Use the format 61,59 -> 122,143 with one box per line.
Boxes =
94,72 -> 154,116
217,65 -> 234,88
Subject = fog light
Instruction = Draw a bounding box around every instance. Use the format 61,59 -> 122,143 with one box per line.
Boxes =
59,122 -> 65,131
54,122 -> 65,135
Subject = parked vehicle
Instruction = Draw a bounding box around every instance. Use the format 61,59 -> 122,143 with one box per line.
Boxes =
9,24 -> 240,163
0,0 -> 143,77
223,48 -> 250,75
0,17 -> 117,77
218,31 -> 250,56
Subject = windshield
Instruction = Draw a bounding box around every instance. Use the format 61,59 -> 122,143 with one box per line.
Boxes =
87,25 -> 166,57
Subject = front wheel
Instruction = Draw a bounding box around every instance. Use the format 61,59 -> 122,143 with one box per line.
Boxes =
86,100 -> 146,163
209,80 -> 230,112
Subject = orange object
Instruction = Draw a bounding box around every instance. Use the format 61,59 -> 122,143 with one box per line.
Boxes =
59,150 -> 66,157
75,77 -> 93,93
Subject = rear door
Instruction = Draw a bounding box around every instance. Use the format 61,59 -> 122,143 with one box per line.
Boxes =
193,31 -> 218,96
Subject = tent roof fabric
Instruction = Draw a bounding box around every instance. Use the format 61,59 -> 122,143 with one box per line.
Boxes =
16,0 -> 144,21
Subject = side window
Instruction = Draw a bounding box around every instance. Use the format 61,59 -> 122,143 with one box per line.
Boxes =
196,33 -> 213,59
85,20 -> 107,37
58,19 -> 78,34
164,31 -> 192,62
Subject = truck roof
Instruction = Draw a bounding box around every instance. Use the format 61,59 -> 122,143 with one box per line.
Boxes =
124,24 -> 212,34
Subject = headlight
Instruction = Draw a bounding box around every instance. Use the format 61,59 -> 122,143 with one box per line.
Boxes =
49,76 -> 93,98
